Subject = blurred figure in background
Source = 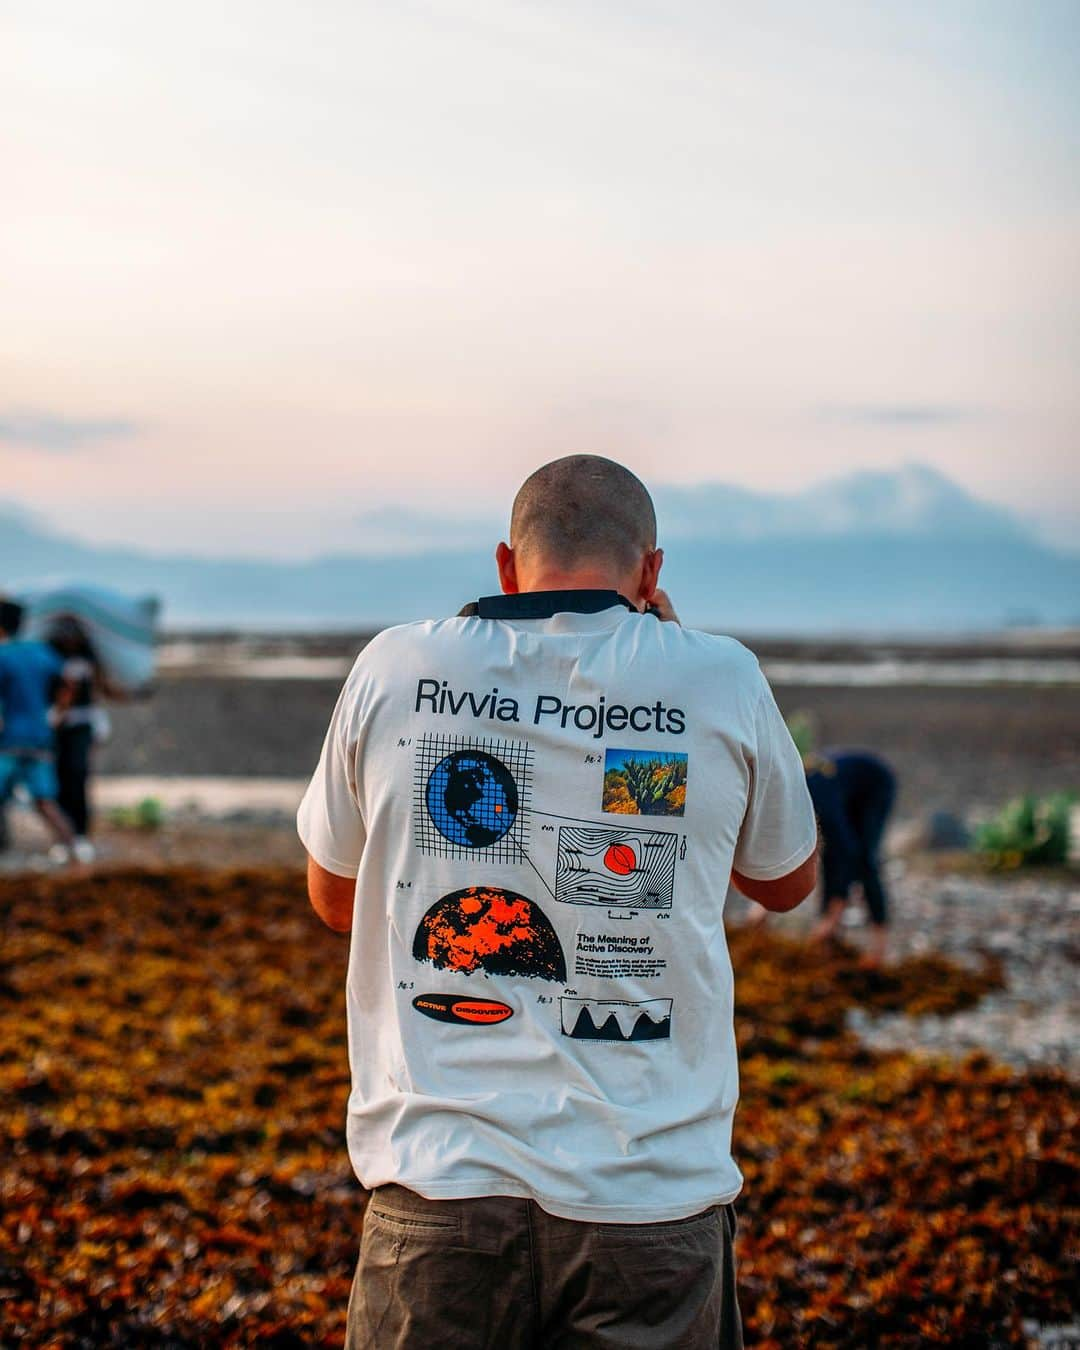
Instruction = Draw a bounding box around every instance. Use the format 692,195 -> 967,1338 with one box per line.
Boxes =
46,616 -> 106,863
804,747 -> 897,968
0,599 -> 77,859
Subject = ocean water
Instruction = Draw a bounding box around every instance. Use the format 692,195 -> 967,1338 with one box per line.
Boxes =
157,640 -> 1080,687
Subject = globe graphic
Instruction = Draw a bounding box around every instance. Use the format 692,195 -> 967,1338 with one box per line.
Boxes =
425,750 -> 519,847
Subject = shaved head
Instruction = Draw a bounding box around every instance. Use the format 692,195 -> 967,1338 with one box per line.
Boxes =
510,455 -> 657,572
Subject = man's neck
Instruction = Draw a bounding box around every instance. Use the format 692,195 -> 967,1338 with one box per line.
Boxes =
515,570 -> 626,595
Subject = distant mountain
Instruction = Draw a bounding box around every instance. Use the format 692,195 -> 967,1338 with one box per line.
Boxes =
325,464 -> 1034,557
655,464 -> 1028,544
3,466 -> 1078,632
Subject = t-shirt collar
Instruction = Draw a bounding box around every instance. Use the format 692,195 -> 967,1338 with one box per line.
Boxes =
474,589 -> 637,621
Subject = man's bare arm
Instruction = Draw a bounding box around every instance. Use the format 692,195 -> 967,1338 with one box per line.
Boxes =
731,851 -> 818,913
306,856 -> 356,933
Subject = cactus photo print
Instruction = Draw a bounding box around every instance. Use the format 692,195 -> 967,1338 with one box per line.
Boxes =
602,748 -> 688,817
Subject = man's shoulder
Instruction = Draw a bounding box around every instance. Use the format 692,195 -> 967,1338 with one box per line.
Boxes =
361,615 -> 477,649
668,625 -> 756,659
650,624 -> 763,681
350,617 -> 764,684
33,641 -> 63,673
348,617 -> 481,675
0,639 -> 57,669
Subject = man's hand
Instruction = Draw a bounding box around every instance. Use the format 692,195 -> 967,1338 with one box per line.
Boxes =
648,588 -> 680,623
306,856 -> 356,933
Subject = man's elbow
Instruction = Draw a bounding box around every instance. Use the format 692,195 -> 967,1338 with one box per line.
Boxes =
306,857 -> 356,933
732,852 -> 818,913
310,898 -> 353,933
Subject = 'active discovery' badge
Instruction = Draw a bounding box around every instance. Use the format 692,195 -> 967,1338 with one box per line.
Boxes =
412,994 -> 514,1026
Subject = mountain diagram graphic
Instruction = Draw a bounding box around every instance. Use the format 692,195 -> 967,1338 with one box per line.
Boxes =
560,997 -> 673,1042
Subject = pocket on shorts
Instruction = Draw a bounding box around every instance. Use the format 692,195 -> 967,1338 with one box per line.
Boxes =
366,1201 -> 462,1240
352,1195 -> 501,1348
593,1205 -> 722,1248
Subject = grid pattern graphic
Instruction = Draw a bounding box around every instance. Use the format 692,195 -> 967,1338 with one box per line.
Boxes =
413,733 -> 533,862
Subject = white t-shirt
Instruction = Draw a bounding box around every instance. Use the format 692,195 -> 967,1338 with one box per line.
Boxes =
297,594 -> 816,1223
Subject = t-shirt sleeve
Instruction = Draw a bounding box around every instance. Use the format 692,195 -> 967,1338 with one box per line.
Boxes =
296,675 -> 367,879
732,672 -> 818,881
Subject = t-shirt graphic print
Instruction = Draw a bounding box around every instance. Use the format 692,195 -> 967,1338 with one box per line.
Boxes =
297,598 -> 816,1223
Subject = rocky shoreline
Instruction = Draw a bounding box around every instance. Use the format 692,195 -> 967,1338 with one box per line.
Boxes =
843,869 -> 1077,1074
729,860 -> 1079,1076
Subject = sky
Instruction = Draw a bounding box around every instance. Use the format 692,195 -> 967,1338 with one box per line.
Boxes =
3,0 -> 1078,558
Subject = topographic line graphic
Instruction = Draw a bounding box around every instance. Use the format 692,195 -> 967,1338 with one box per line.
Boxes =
554,824 -> 677,910
560,997 -> 673,1042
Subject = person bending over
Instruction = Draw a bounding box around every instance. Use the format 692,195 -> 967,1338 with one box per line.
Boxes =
806,748 -> 896,967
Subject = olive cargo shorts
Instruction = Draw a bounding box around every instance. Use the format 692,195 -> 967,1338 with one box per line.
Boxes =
345,1184 -> 744,1349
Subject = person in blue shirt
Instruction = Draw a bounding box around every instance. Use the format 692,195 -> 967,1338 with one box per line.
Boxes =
805,748 -> 896,967
0,599 -> 77,856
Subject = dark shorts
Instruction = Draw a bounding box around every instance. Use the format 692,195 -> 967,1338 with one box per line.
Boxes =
345,1184 -> 744,1350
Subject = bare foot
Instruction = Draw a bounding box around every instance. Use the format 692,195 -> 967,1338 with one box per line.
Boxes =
809,897 -> 846,946
860,929 -> 888,969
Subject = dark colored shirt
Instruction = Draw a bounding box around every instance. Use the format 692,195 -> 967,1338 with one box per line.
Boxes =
806,750 -> 895,898
0,640 -> 64,751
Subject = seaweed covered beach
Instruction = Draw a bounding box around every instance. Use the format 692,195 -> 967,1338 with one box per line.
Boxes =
1,866 -> 1076,1348
1,637 -> 1077,1346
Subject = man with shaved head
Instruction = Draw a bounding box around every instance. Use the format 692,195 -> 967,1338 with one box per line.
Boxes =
508,453 -> 659,576
300,455 -> 817,1349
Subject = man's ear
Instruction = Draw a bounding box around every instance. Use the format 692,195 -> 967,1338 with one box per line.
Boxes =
638,548 -> 663,605
495,542 -> 519,594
